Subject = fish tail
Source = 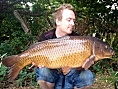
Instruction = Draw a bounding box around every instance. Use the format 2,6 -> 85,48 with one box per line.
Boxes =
2,55 -> 18,67
2,55 -> 23,81
7,65 -> 21,82
6,56 -> 32,81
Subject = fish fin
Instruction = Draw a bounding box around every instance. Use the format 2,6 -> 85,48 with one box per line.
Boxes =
2,55 -> 18,67
28,62 -> 35,69
7,65 -> 21,82
28,42 -> 40,49
61,66 -> 71,75
82,55 -> 95,70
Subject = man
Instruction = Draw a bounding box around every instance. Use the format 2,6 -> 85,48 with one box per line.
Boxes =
36,4 -> 94,89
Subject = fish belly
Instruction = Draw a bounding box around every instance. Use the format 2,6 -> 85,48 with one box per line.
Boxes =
27,39 -> 93,68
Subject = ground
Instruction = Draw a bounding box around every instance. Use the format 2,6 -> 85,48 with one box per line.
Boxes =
0,74 -> 115,89
91,74 -> 115,89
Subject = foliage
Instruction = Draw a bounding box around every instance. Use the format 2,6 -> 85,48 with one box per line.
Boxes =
0,0 -> 118,87
15,66 -> 37,86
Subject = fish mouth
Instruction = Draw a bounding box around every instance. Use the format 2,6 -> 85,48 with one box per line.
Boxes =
103,50 -> 115,58
112,50 -> 115,56
108,50 -> 115,58
111,50 -> 116,58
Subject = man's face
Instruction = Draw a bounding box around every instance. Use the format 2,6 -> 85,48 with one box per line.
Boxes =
57,9 -> 75,35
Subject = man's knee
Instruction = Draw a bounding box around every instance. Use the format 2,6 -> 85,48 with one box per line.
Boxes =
36,68 -> 58,83
74,70 -> 94,88
79,70 -> 94,81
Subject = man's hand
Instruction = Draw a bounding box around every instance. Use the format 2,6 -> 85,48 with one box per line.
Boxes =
37,64 -> 44,68
82,55 -> 95,70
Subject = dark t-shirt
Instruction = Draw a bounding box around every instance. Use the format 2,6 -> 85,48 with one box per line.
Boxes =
39,28 -> 79,42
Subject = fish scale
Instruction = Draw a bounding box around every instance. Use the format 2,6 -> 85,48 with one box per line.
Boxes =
2,36 -> 115,81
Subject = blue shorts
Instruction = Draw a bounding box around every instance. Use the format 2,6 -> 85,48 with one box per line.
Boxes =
36,68 -> 94,89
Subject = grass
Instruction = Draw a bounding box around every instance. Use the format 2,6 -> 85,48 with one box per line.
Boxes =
91,73 -> 115,89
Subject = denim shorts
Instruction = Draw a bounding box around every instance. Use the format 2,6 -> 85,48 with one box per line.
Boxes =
36,68 -> 94,89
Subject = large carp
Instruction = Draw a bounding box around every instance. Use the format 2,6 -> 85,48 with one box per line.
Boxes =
2,36 -> 115,81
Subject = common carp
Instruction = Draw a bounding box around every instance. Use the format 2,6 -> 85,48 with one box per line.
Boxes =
2,36 -> 115,81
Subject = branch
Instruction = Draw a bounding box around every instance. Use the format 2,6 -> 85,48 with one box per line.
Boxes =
14,10 -> 31,33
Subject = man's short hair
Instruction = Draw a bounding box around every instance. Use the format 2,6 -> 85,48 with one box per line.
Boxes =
52,4 -> 75,24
